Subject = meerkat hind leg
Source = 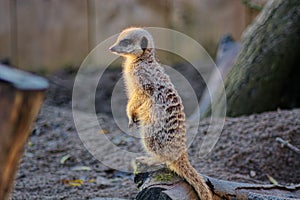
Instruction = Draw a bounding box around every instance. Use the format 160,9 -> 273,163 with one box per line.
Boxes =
136,156 -> 164,166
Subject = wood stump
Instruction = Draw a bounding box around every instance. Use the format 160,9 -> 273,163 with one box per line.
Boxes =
0,64 -> 48,200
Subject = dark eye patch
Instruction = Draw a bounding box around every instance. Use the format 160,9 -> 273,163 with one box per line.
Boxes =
119,39 -> 132,47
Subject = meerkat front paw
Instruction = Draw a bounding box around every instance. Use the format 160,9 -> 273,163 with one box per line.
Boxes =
128,118 -> 134,128
128,115 -> 140,128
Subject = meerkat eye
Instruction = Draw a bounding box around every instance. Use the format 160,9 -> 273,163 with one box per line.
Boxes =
141,37 -> 148,51
119,39 -> 132,47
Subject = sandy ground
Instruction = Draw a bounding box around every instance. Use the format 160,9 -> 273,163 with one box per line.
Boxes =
12,68 -> 300,199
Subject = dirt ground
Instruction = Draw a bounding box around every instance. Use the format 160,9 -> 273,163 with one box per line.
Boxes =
12,68 -> 300,200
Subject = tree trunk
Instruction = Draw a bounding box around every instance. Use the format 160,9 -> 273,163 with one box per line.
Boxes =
0,64 -> 48,200
205,0 -> 300,117
133,160 -> 300,200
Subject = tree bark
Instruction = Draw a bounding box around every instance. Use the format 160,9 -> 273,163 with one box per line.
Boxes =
133,160 -> 300,200
205,0 -> 300,117
0,64 -> 48,200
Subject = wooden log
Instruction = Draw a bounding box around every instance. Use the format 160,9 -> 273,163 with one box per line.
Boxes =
133,160 -> 300,200
0,64 -> 48,200
134,162 -> 199,200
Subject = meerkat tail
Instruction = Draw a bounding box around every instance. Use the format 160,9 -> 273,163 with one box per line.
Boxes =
168,153 -> 213,200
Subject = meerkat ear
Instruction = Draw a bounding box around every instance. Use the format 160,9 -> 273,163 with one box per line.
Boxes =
141,37 -> 148,52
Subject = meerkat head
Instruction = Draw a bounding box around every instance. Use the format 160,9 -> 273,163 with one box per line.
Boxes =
109,27 -> 154,58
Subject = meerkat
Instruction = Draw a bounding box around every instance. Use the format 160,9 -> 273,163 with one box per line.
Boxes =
109,27 -> 213,200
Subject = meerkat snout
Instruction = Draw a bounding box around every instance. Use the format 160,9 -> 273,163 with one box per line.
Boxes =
109,27 -> 154,57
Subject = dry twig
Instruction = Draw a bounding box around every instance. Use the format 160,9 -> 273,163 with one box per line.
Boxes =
276,137 -> 300,155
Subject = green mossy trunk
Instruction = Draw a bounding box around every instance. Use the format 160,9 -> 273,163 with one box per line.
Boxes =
210,0 -> 300,117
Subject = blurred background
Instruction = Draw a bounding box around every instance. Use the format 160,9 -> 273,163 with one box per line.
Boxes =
0,0 -> 260,72
2,1 -> 300,199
